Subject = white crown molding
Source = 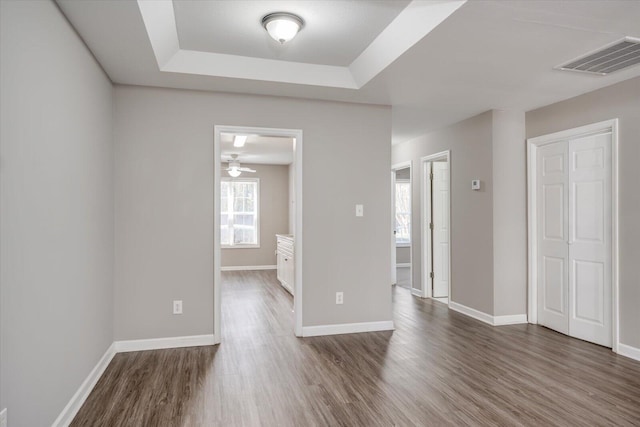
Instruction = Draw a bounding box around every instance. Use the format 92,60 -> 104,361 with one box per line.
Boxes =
136,0 -> 466,89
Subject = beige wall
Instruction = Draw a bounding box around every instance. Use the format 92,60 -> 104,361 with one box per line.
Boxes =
392,112 -> 495,314
114,85 -> 392,340
0,1 -> 114,425
221,163 -> 289,267
527,76 -> 640,349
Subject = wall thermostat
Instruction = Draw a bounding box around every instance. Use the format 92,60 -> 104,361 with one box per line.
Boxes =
471,180 -> 481,190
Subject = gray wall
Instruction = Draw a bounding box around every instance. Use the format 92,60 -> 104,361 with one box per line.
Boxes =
0,1 -> 114,425
527,76 -> 640,349
114,85 -> 392,340
492,111 -> 527,316
396,247 -> 411,264
395,168 -> 412,265
392,112 -> 495,314
221,163 -> 289,267
288,163 -> 295,235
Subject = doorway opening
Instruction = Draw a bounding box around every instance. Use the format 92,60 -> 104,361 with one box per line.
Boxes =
527,119 -> 619,350
421,151 -> 451,305
214,126 -> 303,343
391,162 -> 413,291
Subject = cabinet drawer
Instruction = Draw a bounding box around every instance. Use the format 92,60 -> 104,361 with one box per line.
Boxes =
277,238 -> 294,253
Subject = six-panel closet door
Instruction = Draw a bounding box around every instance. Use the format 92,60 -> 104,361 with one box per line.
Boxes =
536,131 -> 612,347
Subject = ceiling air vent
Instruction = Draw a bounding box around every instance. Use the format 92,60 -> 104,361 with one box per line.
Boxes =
557,37 -> 640,76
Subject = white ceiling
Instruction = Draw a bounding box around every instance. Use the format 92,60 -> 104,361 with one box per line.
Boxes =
56,0 -> 640,144
174,0 -> 410,66
220,133 -> 294,165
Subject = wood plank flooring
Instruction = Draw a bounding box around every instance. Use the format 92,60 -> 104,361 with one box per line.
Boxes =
71,270 -> 640,426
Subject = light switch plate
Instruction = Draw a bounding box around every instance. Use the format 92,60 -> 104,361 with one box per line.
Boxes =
471,180 -> 481,190
355,204 -> 364,217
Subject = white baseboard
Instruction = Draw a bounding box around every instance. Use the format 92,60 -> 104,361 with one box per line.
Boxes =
450,301 -> 494,325
52,342 -> 116,427
221,265 -> 276,271
617,343 -> 640,362
449,301 -> 527,327
302,320 -> 394,337
493,314 -> 528,326
396,263 -> 411,268
114,334 -> 217,353
411,287 -> 426,298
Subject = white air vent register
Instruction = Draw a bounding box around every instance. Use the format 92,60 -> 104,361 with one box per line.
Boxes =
557,37 -> 640,76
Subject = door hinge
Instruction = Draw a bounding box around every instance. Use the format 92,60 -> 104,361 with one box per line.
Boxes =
429,172 -> 434,181
429,271 -> 434,279
429,222 -> 434,230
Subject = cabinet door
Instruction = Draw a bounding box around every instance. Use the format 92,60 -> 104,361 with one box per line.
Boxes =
284,255 -> 294,295
276,252 -> 284,283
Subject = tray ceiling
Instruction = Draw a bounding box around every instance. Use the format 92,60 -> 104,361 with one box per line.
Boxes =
56,0 -> 640,144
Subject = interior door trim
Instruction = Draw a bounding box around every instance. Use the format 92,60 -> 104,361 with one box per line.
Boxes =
527,119 -> 619,352
420,150 -> 451,302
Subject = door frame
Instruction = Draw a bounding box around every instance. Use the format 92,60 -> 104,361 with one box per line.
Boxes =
526,119 -> 619,352
420,151 -> 451,302
391,161 -> 413,289
214,125 -> 304,341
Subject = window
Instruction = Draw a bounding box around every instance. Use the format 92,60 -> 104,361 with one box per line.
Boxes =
221,178 -> 259,247
395,180 -> 411,246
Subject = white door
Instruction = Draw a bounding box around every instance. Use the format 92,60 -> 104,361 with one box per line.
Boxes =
536,131 -> 612,347
568,132 -> 612,346
391,171 -> 397,285
432,161 -> 449,298
537,141 -> 570,335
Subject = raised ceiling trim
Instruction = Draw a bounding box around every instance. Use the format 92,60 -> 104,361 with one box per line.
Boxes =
350,0 -> 466,87
163,49 -> 358,89
137,0 -> 465,89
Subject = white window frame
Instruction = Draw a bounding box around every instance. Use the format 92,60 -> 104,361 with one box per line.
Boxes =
395,179 -> 411,247
221,177 -> 260,249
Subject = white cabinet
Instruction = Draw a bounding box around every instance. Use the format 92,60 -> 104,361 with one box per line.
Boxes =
276,234 -> 294,295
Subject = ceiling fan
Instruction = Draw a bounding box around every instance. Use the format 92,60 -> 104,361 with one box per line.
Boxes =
225,154 -> 255,177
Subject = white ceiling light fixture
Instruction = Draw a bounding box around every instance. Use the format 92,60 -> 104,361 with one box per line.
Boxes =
262,12 -> 304,44
233,135 -> 248,147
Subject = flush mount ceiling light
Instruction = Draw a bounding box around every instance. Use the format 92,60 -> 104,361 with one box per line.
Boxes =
262,12 -> 304,44
233,135 -> 248,148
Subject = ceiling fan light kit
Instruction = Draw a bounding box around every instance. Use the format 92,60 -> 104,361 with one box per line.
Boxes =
262,12 -> 304,44
225,154 -> 256,178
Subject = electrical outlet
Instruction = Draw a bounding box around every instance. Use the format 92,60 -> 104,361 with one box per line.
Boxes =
355,204 -> 364,217
336,292 -> 344,305
173,300 -> 183,315
1,407 -> 7,427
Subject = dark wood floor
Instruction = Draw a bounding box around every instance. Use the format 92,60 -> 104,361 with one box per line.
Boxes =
72,270 -> 640,426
